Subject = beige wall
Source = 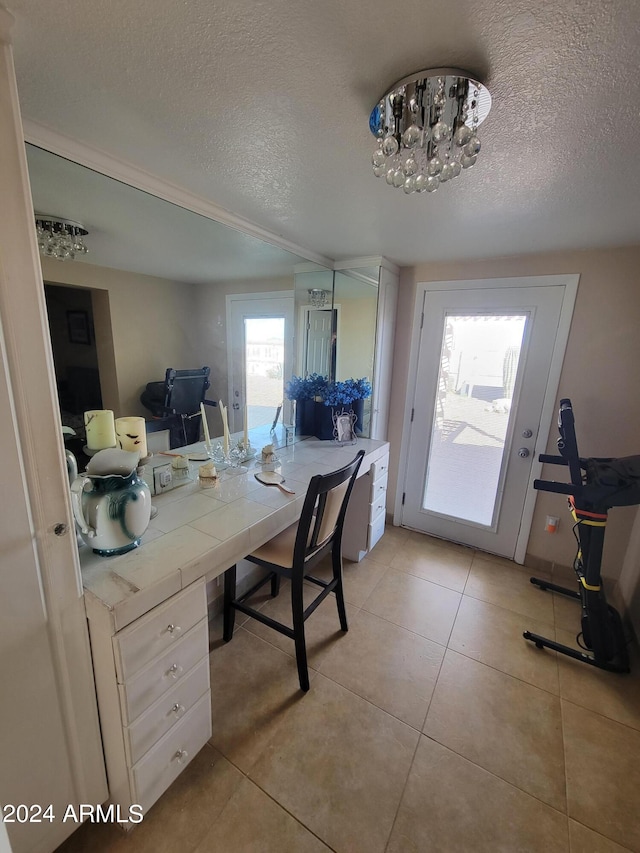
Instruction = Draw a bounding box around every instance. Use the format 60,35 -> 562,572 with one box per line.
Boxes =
335,296 -> 377,382
41,258 -> 198,416
388,245 -> 640,583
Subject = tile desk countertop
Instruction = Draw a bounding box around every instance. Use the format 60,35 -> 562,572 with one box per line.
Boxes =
80,437 -> 389,632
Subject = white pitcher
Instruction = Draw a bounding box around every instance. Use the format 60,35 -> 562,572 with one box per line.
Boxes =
71,448 -> 151,556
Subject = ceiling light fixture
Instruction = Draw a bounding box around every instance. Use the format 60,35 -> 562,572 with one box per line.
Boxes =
308,289 -> 330,308
369,68 -> 491,194
35,215 -> 89,260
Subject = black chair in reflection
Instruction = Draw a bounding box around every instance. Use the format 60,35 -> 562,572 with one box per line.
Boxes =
140,367 -> 217,449
223,450 -> 365,691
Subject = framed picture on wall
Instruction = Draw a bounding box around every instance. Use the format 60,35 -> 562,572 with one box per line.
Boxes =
67,310 -> 91,345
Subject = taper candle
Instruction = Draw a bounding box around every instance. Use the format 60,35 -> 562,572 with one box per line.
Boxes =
200,403 -> 212,451
84,410 -> 116,451
219,400 -> 230,456
243,405 -> 249,449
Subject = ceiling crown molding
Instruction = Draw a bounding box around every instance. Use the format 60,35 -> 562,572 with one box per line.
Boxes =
23,119 -> 334,269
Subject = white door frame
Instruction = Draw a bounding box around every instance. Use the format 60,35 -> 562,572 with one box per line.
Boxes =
0,12 -> 107,850
394,274 -> 579,564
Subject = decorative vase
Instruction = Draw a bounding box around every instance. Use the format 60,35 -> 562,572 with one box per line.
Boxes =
295,399 -> 316,435
313,402 -> 336,440
351,398 -> 365,434
70,448 -> 152,556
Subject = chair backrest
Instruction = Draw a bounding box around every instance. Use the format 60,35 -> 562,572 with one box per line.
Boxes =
164,367 -> 211,415
293,450 -> 365,568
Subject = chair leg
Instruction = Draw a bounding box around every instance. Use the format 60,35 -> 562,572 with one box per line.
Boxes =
270,572 -> 281,598
223,565 -> 237,642
332,547 -> 348,632
291,576 -> 310,691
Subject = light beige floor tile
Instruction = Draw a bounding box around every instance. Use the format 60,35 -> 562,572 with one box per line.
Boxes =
194,776 -> 331,853
249,674 -> 419,853
424,649 -> 566,810
367,525 -> 409,566
390,534 -> 473,592
387,736 -> 569,853
318,608 -> 445,729
406,529 -> 472,556
309,552 -> 388,607
465,555 -> 555,622
563,699 -> 640,851
240,580 -> 357,668
208,628 -> 314,772
557,629 -> 640,731
55,745 -> 242,853
362,568 -> 461,646
569,820 -> 634,853
553,587 -> 583,632
449,595 -> 560,694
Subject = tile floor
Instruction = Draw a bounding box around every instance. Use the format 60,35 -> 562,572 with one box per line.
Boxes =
58,526 -> 640,853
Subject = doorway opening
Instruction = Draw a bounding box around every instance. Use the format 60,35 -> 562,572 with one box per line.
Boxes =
44,283 -> 102,426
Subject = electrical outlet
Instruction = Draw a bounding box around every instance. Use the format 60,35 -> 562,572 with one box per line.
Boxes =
153,463 -> 173,494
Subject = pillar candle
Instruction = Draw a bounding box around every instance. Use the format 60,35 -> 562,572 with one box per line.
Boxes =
84,409 -> 116,451
200,402 -> 212,451
115,417 -> 147,459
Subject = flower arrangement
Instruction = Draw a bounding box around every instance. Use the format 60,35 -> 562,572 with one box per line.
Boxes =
284,373 -> 328,401
322,377 -> 372,407
285,375 -> 372,407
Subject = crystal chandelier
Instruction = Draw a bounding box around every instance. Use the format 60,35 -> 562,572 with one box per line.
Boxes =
308,289 -> 329,308
35,215 -> 89,260
370,68 -> 491,194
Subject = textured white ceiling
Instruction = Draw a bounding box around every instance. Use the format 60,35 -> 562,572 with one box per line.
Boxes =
9,0 -> 640,266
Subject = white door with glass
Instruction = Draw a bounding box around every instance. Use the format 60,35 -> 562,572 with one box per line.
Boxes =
402,279 -> 575,559
228,293 -> 294,433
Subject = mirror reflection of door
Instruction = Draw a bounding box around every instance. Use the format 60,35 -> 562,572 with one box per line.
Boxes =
227,293 -> 295,434
303,308 -> 336,378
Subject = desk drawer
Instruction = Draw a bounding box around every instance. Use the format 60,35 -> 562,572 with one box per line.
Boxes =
368,510 -> 386,551
119,618 -> 208,725
131,691 -> 212,813
114,581 -> 206,683
124,656 -> 210,766
370,493 -> 387,522
370,470 -> 388,503
371,455 -> 389,483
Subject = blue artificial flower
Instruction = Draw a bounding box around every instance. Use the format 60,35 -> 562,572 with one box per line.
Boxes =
285,374 -> 328,401
322,377 -> 372,406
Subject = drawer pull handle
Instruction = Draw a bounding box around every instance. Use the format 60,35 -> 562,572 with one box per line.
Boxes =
173,749 -> 189,764
166,663 -> 183,679
166,623 -> 182,636
171,703 -> 185,716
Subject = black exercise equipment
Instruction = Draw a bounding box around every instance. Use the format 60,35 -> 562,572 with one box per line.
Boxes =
523,398 -> 640,673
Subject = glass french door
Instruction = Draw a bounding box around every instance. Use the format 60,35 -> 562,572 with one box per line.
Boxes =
228,294 -> 294,434
402,284 -> 565,558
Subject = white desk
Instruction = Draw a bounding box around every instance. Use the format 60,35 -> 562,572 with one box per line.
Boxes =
80,436 -> 389,822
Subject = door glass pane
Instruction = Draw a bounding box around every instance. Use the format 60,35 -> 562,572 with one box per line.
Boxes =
423,313 -> 527,526
244,317 -> 285,430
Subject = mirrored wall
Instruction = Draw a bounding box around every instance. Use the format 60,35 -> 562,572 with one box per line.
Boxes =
26,144 -> 381,445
